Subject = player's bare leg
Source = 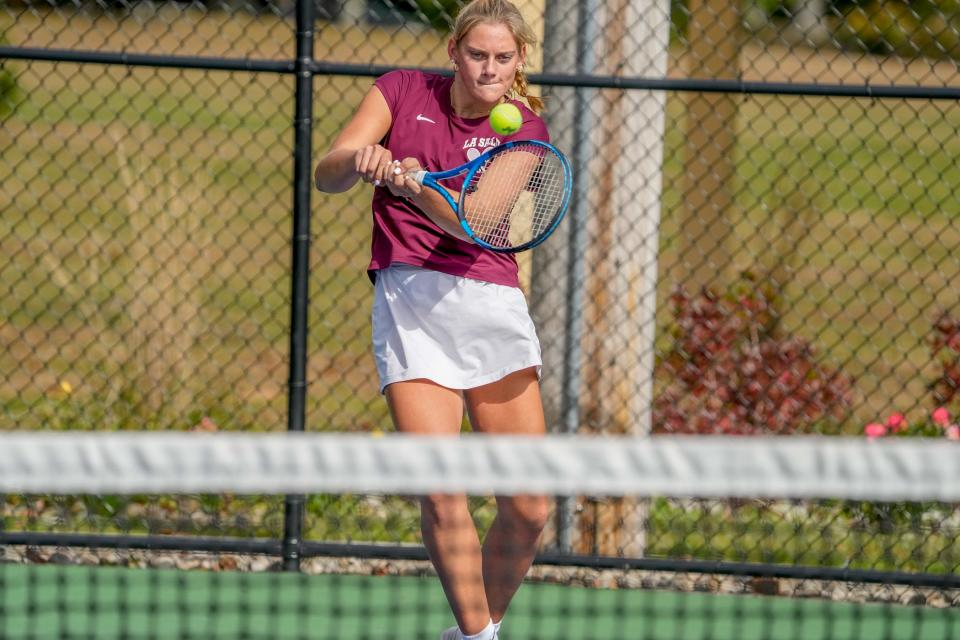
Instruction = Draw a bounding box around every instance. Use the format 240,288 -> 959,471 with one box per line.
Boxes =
386,379 -> 492,636
465,368 -> 549,624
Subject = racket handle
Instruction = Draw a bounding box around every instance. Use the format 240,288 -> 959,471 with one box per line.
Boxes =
410,170 -> 427,185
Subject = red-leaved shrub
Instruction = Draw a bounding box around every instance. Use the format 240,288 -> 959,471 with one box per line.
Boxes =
930,311 -> 960,412
653,275 -> 853,435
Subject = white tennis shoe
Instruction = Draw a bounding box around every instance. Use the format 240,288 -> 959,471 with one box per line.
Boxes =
439,626 -> 499,640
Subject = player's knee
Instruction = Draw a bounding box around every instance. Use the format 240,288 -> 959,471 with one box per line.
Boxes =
502,495 -> 549,535
420,494 -> 470,530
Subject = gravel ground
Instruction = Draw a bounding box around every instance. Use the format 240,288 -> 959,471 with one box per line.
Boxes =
4,544 -> 958,609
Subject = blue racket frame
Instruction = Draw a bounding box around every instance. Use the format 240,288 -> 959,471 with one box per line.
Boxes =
414,139 -> 573,253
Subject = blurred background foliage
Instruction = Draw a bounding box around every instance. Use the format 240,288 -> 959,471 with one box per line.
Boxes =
1,0 -> 957,60
362,0 -> 960,60
0,28 -> 20,119
757,0 -> 960,58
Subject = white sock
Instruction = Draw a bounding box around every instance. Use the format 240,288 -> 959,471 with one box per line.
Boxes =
461,620 -> 496,640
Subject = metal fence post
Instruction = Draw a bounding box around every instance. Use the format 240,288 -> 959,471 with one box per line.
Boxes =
283,0 -> 315,573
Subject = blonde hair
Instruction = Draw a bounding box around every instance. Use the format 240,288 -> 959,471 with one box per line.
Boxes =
451,0 -> 544,113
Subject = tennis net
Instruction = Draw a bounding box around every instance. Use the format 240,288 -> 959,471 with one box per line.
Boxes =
2,432 -> 959,639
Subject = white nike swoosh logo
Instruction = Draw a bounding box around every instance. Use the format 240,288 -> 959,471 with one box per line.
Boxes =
416,114 -> 436,124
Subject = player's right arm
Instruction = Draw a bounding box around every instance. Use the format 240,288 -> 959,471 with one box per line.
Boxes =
313,82 -> 470,242
314,87 -> 396,193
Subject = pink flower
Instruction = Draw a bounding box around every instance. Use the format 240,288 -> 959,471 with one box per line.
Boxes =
946,425 -> 960,441
864,423 -> 887,439
932,407 -> 951,427
885,412 -> 906,432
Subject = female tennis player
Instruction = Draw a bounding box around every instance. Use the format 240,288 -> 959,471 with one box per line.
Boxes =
314,2 -> 549,639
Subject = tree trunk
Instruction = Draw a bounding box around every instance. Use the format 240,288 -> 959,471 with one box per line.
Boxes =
679,0 -> 743,293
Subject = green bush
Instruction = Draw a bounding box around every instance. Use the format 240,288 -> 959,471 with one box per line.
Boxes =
374,0 -> 461,32
843,404 -> 959,531
830,0 -> 960,59
412,0 -> 461,31
0,30 -> 20,120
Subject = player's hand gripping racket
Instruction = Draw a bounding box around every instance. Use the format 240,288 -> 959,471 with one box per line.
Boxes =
410,140 -> 572,253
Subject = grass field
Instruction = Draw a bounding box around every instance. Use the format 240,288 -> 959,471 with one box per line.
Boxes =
3,8 -> 959,434
3,2 -> 960,542
4,74 -> 958,432
2,7 -> 960,587
672,93 -> 960,425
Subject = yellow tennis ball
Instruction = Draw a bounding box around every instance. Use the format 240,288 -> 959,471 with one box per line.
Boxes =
489,103 -> 523,135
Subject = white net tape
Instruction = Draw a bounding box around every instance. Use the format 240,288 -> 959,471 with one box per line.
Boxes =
3,432 -> 959,499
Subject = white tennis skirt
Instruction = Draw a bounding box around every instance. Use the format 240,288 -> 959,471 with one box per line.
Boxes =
371,265 -> 542,393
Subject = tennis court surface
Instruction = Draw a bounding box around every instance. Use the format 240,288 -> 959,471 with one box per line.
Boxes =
2,432 -> 958,639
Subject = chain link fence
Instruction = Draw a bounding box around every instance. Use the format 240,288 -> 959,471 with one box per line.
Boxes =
2,0 -> 959,572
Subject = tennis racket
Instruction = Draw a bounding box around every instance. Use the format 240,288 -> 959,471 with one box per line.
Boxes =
410,139 -> 572,253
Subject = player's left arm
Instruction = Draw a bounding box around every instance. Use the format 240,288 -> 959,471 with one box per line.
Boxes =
460,150 -> 540,227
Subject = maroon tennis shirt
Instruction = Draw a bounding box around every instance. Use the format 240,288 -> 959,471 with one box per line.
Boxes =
368,69 -> 550,288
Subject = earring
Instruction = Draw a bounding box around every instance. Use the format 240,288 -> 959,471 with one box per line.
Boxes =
451,59 -> 458,72
517,63 -> 524,73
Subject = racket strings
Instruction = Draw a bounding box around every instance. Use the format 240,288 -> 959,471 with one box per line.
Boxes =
464,145 -> 568,249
